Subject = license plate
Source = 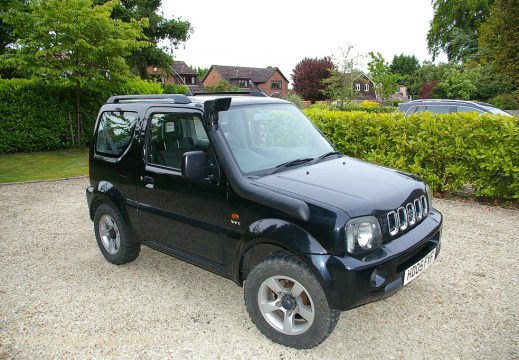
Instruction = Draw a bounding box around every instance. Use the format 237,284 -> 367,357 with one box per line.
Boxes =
403,248 -> 436,286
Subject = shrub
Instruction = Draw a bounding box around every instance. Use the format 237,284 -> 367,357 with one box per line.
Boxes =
490,94 -> 519,110
0,77 -> 162,153
358,100 -> 379,107
163,83 -> 189,94
304,108 -> 519,200
283,92 -> 305,109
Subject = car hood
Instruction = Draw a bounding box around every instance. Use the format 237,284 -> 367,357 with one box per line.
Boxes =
253,157 -> 426,219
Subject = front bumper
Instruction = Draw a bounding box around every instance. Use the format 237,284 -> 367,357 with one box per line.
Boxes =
305,208 -> 442,311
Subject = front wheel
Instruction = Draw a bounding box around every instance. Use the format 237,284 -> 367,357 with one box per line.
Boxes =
93,203 -> 140,265
244,251 -> 340,349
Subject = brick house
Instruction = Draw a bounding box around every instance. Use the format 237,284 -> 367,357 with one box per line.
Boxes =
346,72 -> 377,102
146,61 -> 204,92
202,65 -> 289,96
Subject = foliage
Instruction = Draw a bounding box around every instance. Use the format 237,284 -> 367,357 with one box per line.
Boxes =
358,101 -> 379,107
427,0 -> 492,61
304,107 -> 519,200
490,94 -> 519,110
465,63 -> 516,101
163,83 -> 188,94
1,0 -> 150,146
0,77 -> 162,153
283,92 -> 305,109
194,66 -> 209,79
406,62 -> 447,96
419,81 -> 439,99
432,65 -> 476,99
367,52 -> 398,101
390,54 -> 420,84
95,0 -> 193,79
202,80 -> 241,92
479,0 -> 519,88
291,57 -> 334,103
321,46 -> 365,107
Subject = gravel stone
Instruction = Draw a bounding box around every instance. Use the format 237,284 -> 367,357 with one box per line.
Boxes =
0,178 -> 518,359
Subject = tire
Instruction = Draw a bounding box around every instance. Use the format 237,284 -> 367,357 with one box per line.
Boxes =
244,251 -> 340,349
93,203 -> 140,265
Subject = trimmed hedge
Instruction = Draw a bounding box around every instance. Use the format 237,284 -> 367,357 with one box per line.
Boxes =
305,108 -> 519,200
0,78 -> 162,153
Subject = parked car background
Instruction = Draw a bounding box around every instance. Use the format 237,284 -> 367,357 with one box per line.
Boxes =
395,99 -> 512,117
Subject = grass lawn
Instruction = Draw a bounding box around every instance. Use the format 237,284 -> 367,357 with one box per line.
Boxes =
0,149 -> 89,183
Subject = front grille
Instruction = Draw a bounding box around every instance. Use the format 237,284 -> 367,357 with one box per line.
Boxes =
386,195 -> 428,238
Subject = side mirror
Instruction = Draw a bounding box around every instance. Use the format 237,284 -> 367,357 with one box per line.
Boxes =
182,151 -> 212,178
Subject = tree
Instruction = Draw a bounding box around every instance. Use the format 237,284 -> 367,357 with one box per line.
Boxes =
465,63 -> 515,101
479,0 -> 519,88
96,0 -> 192,79
418,81 -> 439,99
390,54 -> 420,78
1,0 -> 149,145
427,0 -> 492,61
367,52 -> 398,101
291,57 -> 334,103
321,45 -> 365,107
406,62 -> 448,97
432,65 -> 476,99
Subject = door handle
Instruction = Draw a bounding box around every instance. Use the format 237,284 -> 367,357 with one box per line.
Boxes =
141,175 -> 154,188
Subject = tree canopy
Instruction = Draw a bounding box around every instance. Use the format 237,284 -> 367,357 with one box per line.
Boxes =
479,0 -> 519,87
1,0 -> 150,144
367,52 -> 398,101
95,0 -> 192,78
291,57 -> 334,103
389,54 -> 420,77
427,0 -> 493,62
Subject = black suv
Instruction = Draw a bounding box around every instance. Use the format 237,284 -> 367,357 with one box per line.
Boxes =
86,93 -> 442,349
395,99 -> 512,117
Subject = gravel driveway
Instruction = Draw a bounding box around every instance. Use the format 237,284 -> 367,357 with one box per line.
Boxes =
1,178 -> 518,359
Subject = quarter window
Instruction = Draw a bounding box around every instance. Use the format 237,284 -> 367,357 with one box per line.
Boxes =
457,106 -> 484,115
95,111 -> 137,156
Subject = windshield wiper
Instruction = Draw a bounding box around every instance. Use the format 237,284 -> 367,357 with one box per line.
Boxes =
267,157 -> 314,175
311,151 -> 342,164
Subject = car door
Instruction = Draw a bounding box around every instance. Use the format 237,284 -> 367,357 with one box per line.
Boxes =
136,107 -> 229,265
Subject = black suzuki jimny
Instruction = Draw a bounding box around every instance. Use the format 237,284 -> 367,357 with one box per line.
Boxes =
86,93 -> 442,349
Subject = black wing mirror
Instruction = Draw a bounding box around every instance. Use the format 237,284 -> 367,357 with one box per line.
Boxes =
182,151 -> 212,179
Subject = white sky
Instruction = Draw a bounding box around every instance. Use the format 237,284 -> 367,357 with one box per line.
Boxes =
160,0 -> 448,84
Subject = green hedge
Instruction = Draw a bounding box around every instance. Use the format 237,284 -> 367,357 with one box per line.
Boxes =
0,77 -> 162,153
305,108 -> 519,200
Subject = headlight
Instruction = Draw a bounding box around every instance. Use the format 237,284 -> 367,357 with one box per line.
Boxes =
425,184 -> 432,209
346,216 -> 382,254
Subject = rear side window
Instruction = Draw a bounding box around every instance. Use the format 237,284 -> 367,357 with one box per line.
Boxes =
95,112 -> 137,156
456,106 -> 484,115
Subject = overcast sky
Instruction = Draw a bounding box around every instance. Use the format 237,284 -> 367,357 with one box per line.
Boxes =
160,0 -> 447,83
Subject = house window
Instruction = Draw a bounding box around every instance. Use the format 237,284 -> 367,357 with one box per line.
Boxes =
271,80 -> 282,89
184,76 -> 196,85
355,83 -> 361,92
364,84 -> 369,92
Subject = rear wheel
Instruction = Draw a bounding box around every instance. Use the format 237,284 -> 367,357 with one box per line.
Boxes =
244,251 -> 340,349
94,203 -> 140,265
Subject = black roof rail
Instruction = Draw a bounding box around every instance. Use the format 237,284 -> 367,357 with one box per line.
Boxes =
106,94 -> 191,104
190,91 -> 267,97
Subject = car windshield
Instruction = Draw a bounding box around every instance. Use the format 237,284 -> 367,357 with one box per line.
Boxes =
218,103 -> 335,175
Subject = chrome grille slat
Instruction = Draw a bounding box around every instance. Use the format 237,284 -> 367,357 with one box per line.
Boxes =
386,196 -> 429,238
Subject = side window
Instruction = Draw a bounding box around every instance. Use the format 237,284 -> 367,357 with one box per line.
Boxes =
457,106 -> 484,115
426,105 -> 451,114
95,111 -> 137,156
147,113 -> 207,169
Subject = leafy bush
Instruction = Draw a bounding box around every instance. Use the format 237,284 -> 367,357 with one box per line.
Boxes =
304,108 -> 519,200
490,94 -> 519,110
203,81 -> 241,92
358,100 -> 379,107
163,83 -> 189,94
283,92 -> 305,109
0,77 -> 162,153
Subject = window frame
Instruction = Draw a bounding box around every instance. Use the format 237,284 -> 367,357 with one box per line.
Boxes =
271,80 -> 282,89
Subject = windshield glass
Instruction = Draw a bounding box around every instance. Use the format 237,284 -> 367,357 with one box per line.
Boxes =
218,103 -> 335,174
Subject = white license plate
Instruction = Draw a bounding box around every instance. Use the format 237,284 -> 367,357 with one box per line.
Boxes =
403,248 -> 436,286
